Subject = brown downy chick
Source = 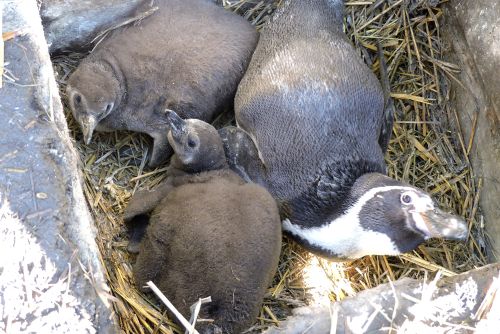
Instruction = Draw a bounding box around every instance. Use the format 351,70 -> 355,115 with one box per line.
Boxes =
128,110 -> 281,334
67,0 -> 258,167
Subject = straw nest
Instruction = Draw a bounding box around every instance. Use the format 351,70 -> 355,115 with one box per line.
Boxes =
52,0 -> 489,332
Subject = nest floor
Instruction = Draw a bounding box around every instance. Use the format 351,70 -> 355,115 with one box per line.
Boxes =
53,0 -> 488,332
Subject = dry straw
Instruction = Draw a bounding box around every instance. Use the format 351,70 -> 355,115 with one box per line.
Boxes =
52,0 -> 489,332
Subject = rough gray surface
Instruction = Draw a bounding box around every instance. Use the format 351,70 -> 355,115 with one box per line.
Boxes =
1,1 -> 115,332
264,263 -> 500,333
442,0 -> 500,260
40,0 -> 144,52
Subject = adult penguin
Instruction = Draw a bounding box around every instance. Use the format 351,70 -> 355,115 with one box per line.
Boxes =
220,0 -> 467,260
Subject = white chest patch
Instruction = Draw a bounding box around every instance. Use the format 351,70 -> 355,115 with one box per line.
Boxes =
282,186 -> 419,259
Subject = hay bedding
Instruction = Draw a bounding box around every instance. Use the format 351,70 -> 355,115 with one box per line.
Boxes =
52,0 -> 489,332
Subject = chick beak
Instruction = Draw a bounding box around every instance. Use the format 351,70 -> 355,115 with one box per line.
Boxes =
418,208 -> 468,241
80,115 -> 97,145
165,109 -> 187,143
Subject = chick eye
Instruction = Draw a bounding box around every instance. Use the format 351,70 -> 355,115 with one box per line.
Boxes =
106,104 -> 112,112
74,94 -> 82,104
401,193 -> 413,205
187,139 -> 196,148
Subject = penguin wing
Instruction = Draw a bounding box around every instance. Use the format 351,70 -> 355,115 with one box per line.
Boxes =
124,179 -> 174,221
379,100 -> 395,153
377,43 -> 395,153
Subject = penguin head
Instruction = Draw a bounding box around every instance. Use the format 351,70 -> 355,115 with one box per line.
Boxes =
351,173 -> 468,250
165,110 -> 227,173
283,173 -> 468,259
66,61 -> 121,144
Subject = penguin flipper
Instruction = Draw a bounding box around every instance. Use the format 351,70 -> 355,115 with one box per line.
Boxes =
126,214 -> 149,254
124,180 -> 174,253
379,101 -> 394,153
124,180 -> 174,221
377,43 -> 395,154
218,126 -> 267,186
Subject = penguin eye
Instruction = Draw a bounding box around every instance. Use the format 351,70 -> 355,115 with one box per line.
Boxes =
74,94 -> 82,104
401,192 -> 413,205
105,103 -> 113,113
187,139 -> 196,148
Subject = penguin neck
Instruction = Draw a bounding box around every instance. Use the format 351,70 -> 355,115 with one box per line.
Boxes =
284,0 -> 344,11
283,172 -> 421,259
278,0 -> 344,30
282,164 -> 403,259
166,157 -> 240,188
282,158 -> 386,228
168,154 -> 229,176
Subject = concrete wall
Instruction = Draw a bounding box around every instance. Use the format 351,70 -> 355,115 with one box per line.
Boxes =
442,0 -> 500,260
264,263 -> 500,333
40,0 -> 143,53
0,1 -> 115,332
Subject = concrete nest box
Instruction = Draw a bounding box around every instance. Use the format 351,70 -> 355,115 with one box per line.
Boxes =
1,0 -> 499,333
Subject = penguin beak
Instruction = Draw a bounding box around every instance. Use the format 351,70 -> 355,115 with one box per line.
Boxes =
165,109 -> 187,142
80,115 -> 97,145
417,208 -> 468,241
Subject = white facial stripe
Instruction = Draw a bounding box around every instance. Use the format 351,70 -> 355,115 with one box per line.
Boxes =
409,193 -> 434,212
283,186 -> 418,258
355,185 -> 418,212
